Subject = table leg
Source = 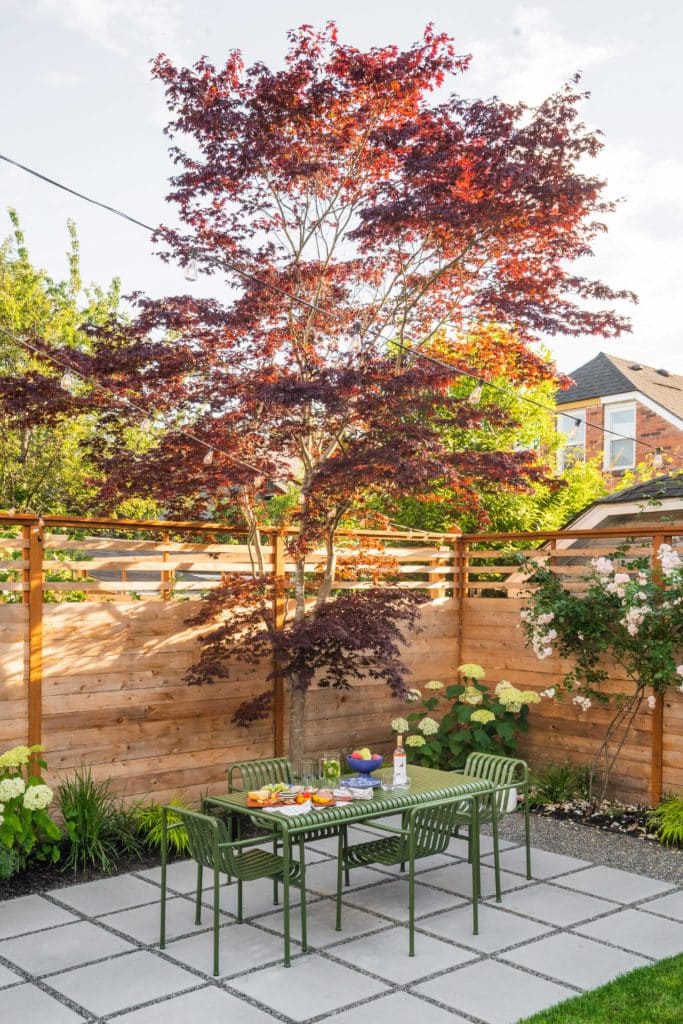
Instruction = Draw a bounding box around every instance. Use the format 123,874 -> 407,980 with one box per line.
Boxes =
282,823 -> 291,967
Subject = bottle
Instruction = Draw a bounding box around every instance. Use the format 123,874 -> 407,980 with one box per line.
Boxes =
393,734 -> 408,787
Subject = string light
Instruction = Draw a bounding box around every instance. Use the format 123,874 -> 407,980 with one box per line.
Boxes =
653,447 -> 664,470
468,382 -> 483,405
202,448 -> 215,466
566,418 -> 582,441
0,150 -> 663,458
60,370 -> 76,392
184,260 -> 198,282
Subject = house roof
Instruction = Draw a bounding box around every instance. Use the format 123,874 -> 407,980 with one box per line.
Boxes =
557,352 -> 683,419
598,473 -> 683,505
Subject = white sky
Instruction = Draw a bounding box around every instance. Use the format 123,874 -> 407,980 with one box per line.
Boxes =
1,0 -> 682,375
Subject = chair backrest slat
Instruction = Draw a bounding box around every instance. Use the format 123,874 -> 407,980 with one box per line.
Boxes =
228,758 -> 293,791
410,802 -> 469,858
464,752 -> 528,814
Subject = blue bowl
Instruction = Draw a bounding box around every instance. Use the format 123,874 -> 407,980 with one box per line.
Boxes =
346,754 -> 384,774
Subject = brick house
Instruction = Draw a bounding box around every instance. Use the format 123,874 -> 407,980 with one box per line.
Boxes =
555,352 -> 683,479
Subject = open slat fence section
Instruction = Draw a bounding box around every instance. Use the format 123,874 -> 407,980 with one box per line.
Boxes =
1,513 -> 682,806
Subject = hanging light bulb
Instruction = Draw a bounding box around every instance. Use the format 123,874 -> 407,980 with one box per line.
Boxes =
184,260 -> 198,282
468,382 -> 483,405
567,418 -> 581,441
202,448 -> 215,466
140,417 -> 153,433
653,447 -> 664,470
60,370 -> 76,392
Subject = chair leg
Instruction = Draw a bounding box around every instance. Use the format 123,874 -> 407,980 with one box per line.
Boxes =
160,811 -> 167,949
408,835 -> 416,957
195,863 -> 203,925
523,785 -> 532,879
335,829 -> 345,931
343,828 -> 350,886
213,863 -> 220,977
273,835 -> 279,904
299,836 -> 307,953
467,825 -> 473,864
237,878 -> 243,923
471,799 -> 480,936
491,800 -> 502,903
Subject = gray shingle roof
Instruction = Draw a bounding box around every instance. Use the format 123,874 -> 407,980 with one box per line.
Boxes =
557,352 -> 683,420
599,473 -> 683,505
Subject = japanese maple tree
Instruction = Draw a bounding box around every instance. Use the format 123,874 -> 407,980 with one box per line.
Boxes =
16,24 -> 635,765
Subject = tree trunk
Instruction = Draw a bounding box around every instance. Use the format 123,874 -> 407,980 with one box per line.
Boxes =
288,680 -> 307,772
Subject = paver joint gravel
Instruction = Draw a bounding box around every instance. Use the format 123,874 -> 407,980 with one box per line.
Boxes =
0,818 -> 680,1024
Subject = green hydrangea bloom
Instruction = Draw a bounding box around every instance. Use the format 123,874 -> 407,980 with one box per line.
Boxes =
458,663 -> 485,679
470,709 -> 495,724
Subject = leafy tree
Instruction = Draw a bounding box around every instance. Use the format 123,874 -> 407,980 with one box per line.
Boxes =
0,211 -> 121,514
9,25 -> 634,765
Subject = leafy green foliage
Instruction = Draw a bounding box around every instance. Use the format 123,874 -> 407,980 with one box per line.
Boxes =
0,745 -> 61,878
648,795 -> 683,847
528,761 -> 592,807
401,672 -> 533,771
135,796 -> 191,854
57,768 -> 143,873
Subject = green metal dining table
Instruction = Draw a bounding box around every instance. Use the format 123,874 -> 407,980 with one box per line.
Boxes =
204,764 -> 495,965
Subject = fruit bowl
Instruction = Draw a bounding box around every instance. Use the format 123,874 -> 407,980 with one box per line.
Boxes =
345,754 -> 384,774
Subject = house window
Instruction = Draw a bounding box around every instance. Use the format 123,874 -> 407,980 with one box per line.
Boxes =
604,402 -> 636,470
557,410 -> 586,471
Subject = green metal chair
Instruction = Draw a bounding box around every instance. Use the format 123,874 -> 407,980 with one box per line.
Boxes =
225,757 -> 350,892
335,798 -> 483,955
455,752 -> 531,881
160,806 -> 307,975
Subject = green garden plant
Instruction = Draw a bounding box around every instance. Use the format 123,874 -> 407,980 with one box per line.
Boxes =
528,761 -> 592,808
392,664 -> 539,771
135,796 -> 191,855
647,795 -> 683,847
57,767 -> 143,873
520,545 -> 683,801
0,744 -> 61,878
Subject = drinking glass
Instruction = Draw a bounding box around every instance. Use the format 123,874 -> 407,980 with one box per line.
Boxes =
299,759 -> 316,787
319,752 -> 341,788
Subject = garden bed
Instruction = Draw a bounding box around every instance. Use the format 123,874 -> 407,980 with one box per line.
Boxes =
531,801 -> 658,842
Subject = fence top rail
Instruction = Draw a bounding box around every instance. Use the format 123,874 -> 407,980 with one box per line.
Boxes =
461,525 -> 683,543
3,512 -> 683,547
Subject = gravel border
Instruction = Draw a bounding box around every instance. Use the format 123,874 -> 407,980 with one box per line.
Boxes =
495,812 -> 683,886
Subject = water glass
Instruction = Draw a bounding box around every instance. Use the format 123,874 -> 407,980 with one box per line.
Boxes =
299,759 -> 316,787
319,752 -> 341,788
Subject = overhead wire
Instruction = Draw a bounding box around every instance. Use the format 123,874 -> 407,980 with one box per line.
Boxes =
0,150 -> 662,459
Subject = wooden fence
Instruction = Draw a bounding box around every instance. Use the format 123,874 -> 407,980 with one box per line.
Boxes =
1,513 -> 682,806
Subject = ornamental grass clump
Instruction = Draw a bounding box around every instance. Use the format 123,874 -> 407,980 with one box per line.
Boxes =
393,666 -> 539,770
520,544 -> 683,802
0,744 -> 61,878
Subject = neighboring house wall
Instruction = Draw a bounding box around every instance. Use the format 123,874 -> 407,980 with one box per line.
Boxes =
557,394 -> 683,480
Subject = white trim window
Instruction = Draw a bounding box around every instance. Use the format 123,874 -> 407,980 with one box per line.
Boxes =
604,401 -> 636,470
557,409 -> 586,471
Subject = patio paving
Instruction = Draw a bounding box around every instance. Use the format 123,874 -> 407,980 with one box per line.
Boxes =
0,830 -> 680,1024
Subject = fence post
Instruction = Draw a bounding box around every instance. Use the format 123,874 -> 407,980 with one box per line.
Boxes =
650,533 -> 670,806
455,536 -> 466,670
272,530 -> 286,757
25,521 -> 43,751
161,529 -> 172,600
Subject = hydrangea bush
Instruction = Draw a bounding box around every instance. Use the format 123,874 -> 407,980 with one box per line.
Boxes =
520,544 -> 683,800
0,745 -> 61,878
391,664 -> 539,770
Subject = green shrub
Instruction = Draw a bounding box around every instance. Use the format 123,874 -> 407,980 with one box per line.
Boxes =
529,761 -> 592,807
398,665 -> 538,771
135,796 -> 191,855
0,744 -> 61,877
648,795 -> 683,847
57,768 -> 144,873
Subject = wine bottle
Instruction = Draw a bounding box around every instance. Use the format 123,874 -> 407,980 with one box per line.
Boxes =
393,734 -> 408,787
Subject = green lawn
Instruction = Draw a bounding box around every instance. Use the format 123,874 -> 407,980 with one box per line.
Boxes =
518,955 -> 683,1024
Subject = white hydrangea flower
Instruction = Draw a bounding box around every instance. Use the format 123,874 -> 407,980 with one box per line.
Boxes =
540,687 -> 556,699
418,716 -> 440,736
0,776 -> 26,801
404,688 -> 421,703
457,663 -> 485,679
424,680 -> 444,690
405,734 -> 426,747
647,695 -> 657,710
22,784 -> 53,811
391,717 -> 409,734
